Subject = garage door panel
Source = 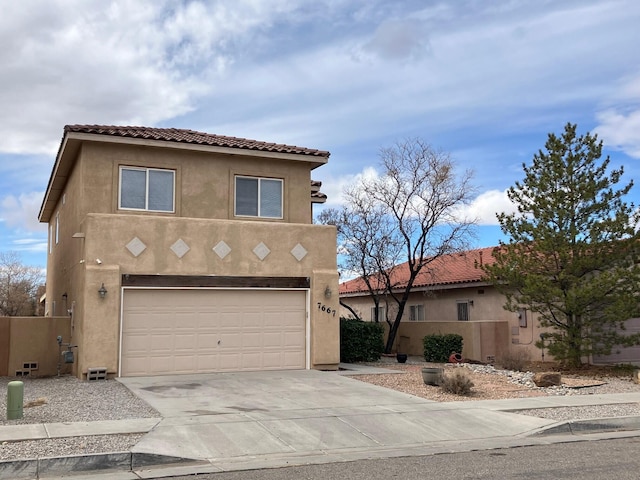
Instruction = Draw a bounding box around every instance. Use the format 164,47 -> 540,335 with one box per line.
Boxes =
593,318 -> 640,364
121,289 -> 306,376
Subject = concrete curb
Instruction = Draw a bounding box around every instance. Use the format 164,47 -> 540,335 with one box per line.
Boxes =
533,415 -> 640,436
0,451 -> 205,480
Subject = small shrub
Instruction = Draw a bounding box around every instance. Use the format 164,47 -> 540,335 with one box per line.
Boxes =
423,334 -> 463,362
500,349 -> 531,372
440,369 -> 474,395
340,318 -> 385,363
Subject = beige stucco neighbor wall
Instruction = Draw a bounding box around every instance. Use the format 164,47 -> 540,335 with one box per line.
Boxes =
342,285 -> 549,363
0,317 -> 71,377
383,321 -> 510,363
64,214 -> 339,377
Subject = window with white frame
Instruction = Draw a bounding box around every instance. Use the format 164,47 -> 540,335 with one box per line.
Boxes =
119,167 -> 175,212
457,301 -> 469,321
409,304 -> 424,321
371,305 -> 386,322
55,212 -> 60,245
235,176 -> 283,218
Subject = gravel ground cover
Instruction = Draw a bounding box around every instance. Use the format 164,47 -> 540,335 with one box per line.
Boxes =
353,361 -> 640,402
352,359 -> 640,421
0,376 -> 159,461
0,376 -> 159,425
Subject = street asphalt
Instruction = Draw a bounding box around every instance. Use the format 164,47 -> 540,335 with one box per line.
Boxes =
1,364 -> 640,479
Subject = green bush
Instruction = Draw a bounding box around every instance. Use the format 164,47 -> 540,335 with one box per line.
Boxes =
340,318 -> 385,363
423,334 -> 463,362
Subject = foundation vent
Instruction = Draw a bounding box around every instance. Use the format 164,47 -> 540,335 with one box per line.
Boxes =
485,355 -> 496,364
23,362 -> 38,370
87,367 -> 108,381
15,370 -> 30,377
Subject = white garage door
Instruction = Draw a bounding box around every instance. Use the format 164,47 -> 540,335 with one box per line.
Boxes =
121,289 -> 307,376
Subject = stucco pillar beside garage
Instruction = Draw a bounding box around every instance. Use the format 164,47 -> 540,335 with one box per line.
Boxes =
311,270 -> 340,369
79,265 -> 121,377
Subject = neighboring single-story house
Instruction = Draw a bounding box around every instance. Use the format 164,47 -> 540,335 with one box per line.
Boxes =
37,125 -> 340,379
339,246 -> 640,365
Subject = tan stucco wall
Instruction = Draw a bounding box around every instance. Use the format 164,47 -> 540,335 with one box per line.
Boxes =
0,318 -> 9,376
342,286 -> 549,363
74,142 -> 314,224
1,317 -> 72,377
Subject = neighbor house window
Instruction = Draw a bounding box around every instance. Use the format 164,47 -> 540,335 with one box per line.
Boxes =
235,176 -> 283,218
371,306 -> 385,322
119,167 -> 175,212
457,301 -> 469,321
409,304 -> 424,321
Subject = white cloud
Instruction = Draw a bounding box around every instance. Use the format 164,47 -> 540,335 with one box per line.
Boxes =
0,192 -> 47,232
0,0 -> 307,155
595,109 -> 640,159
316,166 -> 380,209
460,190 -> 518,226
10,238 -> 48,254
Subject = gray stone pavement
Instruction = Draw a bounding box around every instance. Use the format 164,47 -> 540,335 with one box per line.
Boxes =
2,366 -> 640,479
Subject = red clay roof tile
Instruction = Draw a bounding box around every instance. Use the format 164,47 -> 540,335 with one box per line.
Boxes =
339,246 -> 498,294
65,124 -> 331,158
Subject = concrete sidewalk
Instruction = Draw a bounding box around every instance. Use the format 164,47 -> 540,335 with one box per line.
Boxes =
2,368 -> 640,479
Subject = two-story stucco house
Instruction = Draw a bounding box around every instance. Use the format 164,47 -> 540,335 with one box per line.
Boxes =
38,125 -> 339,379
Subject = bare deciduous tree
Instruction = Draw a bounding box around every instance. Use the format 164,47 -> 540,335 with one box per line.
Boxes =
321,139 -> 476,353
0,251 -> 45,316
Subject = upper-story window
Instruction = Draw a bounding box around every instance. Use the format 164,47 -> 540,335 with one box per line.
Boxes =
235,176 -> 283,219
55,212 -> 60,245
119,167 -> 175,212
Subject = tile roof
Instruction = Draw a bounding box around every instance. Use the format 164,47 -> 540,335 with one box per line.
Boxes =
339,246 -> 498,295
64,124 -> 331,158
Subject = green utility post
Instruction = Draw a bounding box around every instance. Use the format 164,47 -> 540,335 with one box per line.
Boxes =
7,381 -> 24,420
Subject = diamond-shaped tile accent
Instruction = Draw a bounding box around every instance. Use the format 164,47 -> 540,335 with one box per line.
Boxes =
170,239 -> 190,259
213,241 -> 231,259
126,237 -> 147,257
253,242 -> 271,261
291,243 -> 308,262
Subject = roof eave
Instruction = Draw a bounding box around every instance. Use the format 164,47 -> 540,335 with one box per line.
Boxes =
339,279 -> 494,297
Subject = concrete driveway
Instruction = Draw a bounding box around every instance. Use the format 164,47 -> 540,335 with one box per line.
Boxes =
119,369 -> 553,472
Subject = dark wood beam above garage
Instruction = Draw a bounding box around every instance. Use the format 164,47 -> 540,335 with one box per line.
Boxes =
121,275 -> 310,289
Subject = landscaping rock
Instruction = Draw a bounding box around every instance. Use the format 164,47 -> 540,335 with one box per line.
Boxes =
533,372 -> 562,387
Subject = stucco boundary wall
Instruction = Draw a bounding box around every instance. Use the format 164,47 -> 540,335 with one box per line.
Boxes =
0,317 -> 72,377
383,320 -> 511,364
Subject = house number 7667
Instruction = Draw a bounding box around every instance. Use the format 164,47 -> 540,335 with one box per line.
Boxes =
317,303 -> 336,317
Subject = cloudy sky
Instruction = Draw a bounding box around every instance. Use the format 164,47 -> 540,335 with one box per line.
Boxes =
1,0 -> 639,268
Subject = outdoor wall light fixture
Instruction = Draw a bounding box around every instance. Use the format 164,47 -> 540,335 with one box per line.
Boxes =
324,286 -> 332,299
98,283 -> 108,299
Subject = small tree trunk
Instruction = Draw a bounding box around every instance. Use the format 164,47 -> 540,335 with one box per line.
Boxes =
385,317 -> 402,353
